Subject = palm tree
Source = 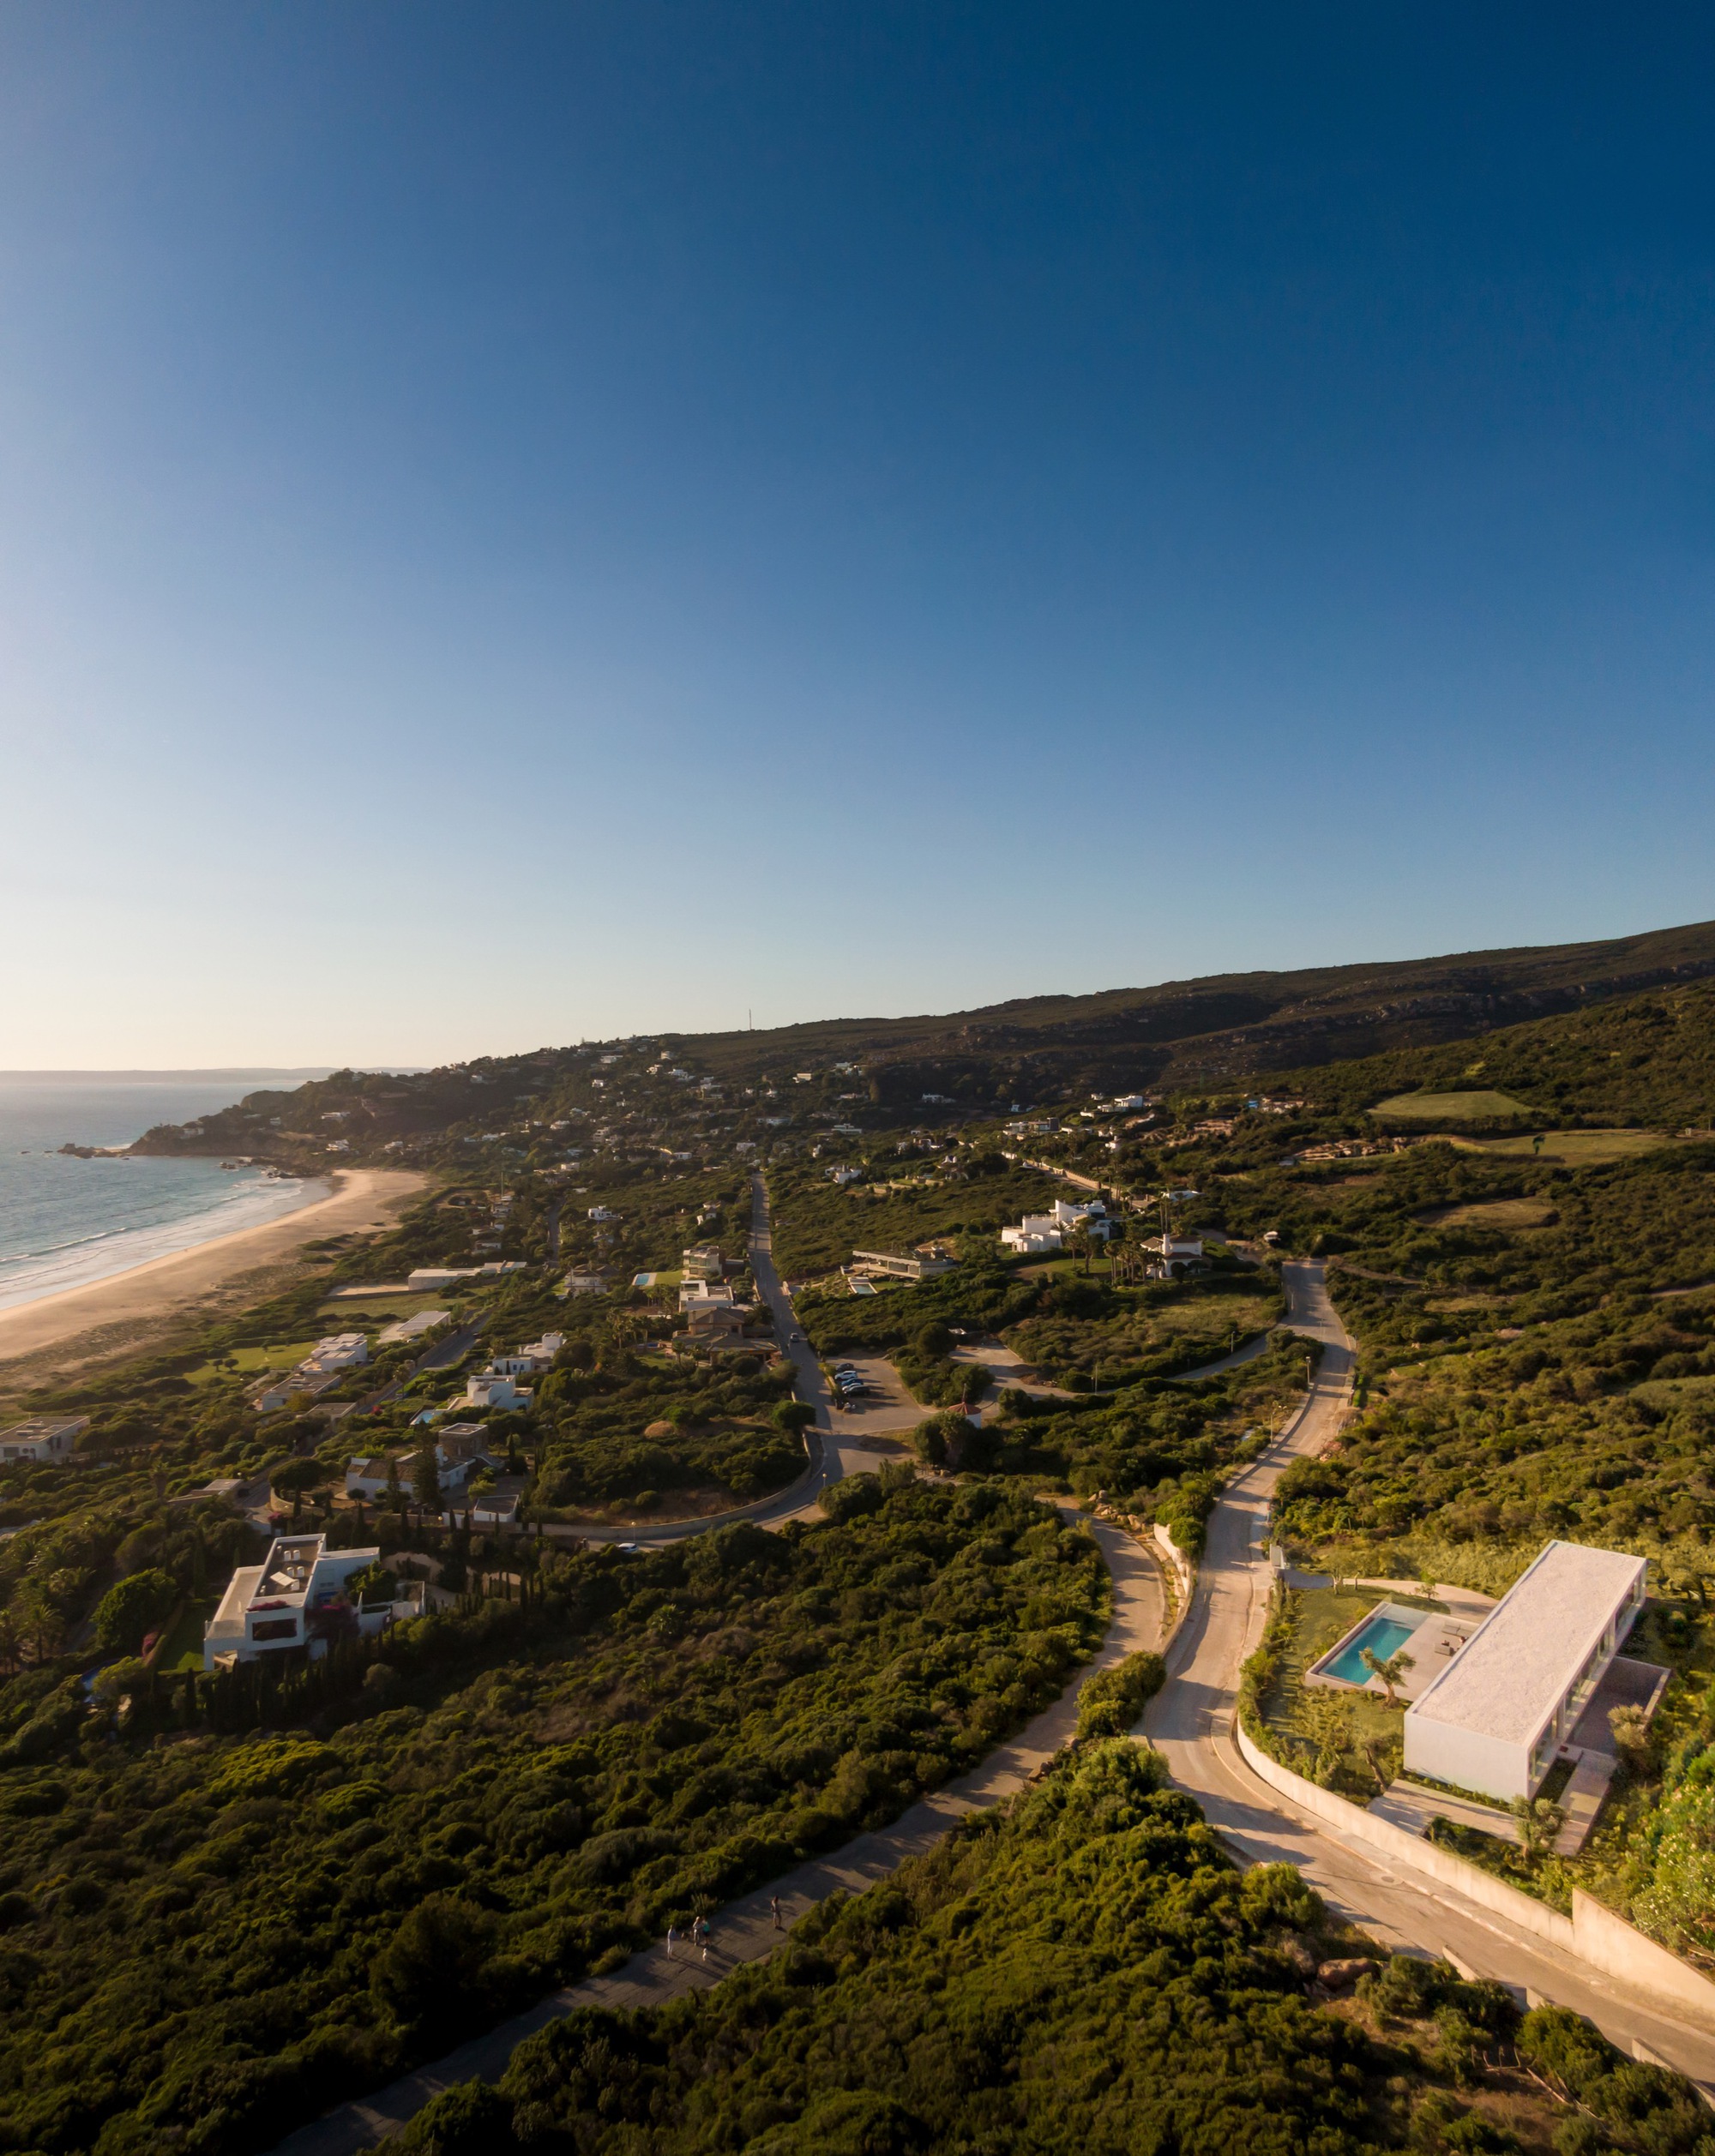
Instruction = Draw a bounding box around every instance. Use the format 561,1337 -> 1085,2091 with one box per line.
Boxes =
1360,1645 -> 1415,1707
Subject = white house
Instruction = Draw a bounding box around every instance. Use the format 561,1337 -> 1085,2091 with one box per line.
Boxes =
488,1332 -> 564,1378
682,1244 -> 726,1282
203,1533 -> 398,1667
1404,1540 -> 1648,1803
1054,1198 -> 1116,1242
407,1266 -> 476,1292
0,1415 -> 89,1464
1001,1214 -> 1063,1254
464,1372 -> 532,1411
1144,1231 -> 1206,1276
680,1280 -> 750,1338
305,1333 -> 369,1373
849,1246 -> 955,1282
250,1332 -> 370,1414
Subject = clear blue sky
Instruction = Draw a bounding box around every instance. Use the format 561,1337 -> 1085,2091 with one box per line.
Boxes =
2,3 -> 1711,1065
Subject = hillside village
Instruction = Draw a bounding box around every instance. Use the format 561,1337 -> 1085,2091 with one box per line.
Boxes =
4,961 -> 1715,2152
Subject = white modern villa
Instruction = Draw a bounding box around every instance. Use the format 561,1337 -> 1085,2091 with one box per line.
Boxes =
202,1533 -> 401,1669
1403,1540 -> 1648,1803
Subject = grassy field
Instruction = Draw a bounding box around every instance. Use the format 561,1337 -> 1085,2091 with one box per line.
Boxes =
185,1337 -> 322,1387
1414,1196 -> 1558,1231
1002,1279 -> 1281,1380
313,1290 -> 455,1318
1450,1127 -> 1687,1166
1369,1089 -> 1535,1121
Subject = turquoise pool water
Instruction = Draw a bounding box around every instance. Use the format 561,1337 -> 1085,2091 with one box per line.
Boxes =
1324,1613 -> 1417,1686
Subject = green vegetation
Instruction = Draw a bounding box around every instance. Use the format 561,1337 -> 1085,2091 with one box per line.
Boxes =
0,1475 -> 1108,2156
1002,1270 -> 1283,1384
1453,1129 -> 1684,1167
1369,1090 -> 1536,1123
1274,978 -> 1715,1132
1074,1648 -> 1165,1738
374,1741 -> 1689,2156
766,1152 -> 1062,1280
1247,1586 -> 1447,1797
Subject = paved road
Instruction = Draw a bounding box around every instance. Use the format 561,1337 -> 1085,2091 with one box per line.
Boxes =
268,1515 -> 1164,2156
565,1174 -> 843,1547
1146,1258 -> 1715,2089
1169,1326 -> 1277,1381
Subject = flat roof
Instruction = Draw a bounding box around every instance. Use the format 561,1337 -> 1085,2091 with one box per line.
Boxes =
1406,1540 -> 1646,1751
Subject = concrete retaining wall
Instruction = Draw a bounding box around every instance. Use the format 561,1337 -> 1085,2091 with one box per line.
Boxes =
1235,1719 -> 1715,2030
1573,1889 -> 1715,2026
1234,1720 -> 1576,1950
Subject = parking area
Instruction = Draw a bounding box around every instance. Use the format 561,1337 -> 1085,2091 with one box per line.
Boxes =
823,1351 -> 924,1433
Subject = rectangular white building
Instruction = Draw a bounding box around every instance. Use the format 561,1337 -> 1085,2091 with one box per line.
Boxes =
203,1533 -> 394,1667
1403,1540 -> 1647,1803
0,1416 -> 89,1464
1001,1214 -> 1063,1254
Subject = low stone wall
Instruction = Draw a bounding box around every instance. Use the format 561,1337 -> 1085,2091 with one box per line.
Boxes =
1234,1719 -> 1715,2030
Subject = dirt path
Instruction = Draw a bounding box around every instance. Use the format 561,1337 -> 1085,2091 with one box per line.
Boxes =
268,1517 -> 1164,2156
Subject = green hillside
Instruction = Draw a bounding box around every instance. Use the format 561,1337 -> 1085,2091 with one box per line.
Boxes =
1267,978 -> 1715,1130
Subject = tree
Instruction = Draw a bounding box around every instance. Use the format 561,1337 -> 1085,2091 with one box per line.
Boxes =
1360,1645 -> 1414,1708
412,1442 -> 443,1513
386,1452 -> 402,1504
773,1399 -> 815,1436
94,1568 -> 178,1654
1300,1692 -> 1354,1785
1512,1795 -> 1566,1860
1609,1703 -> 1657,1776
374,1895 -> 497,2039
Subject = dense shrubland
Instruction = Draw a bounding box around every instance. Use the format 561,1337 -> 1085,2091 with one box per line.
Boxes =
371,1741 -> 1706,2156
0,1474 -> 1107,2155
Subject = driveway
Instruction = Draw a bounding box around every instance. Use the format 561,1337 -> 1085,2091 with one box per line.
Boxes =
1146,1258 -> 1715,2090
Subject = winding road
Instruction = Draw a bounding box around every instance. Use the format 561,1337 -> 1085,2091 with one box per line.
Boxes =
1148,1258 -> 1715,2090
568,1172 -> 880,1546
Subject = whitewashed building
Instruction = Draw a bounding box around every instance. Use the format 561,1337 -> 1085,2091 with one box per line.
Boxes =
0,1416 -> 89,1464
1001,1215 -> 1063,1254
1403,1540 -> 1648,1803
203,1533 -> 400,1667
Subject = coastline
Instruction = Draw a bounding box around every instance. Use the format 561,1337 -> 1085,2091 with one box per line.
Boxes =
0,1168 -> 428,1366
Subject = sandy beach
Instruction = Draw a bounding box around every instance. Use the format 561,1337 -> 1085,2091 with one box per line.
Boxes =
0,1167 -> 427,1366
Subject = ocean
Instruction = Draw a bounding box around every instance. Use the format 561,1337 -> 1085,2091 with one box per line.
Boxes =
0,1072 -> 337,1314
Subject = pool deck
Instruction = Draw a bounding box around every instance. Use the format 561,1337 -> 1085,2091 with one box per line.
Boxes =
1304,1583 -> 1497,1700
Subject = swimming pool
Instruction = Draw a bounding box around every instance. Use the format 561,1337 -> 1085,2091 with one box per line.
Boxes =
1322,1612 -> 1418,1686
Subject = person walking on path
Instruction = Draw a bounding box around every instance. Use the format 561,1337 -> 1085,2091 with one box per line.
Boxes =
771,1896 -> 782,1931
699,1918 -> 711,1964
665,1924 -> 677,1960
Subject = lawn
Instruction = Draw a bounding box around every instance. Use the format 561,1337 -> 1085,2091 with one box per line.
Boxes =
185,1338 -> 322,1387
1257,1582 -> 1446,1799
1451,1128 -> 1688,1166
1368,1089 -> 1535,1122
151,1597 -> 216,1673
